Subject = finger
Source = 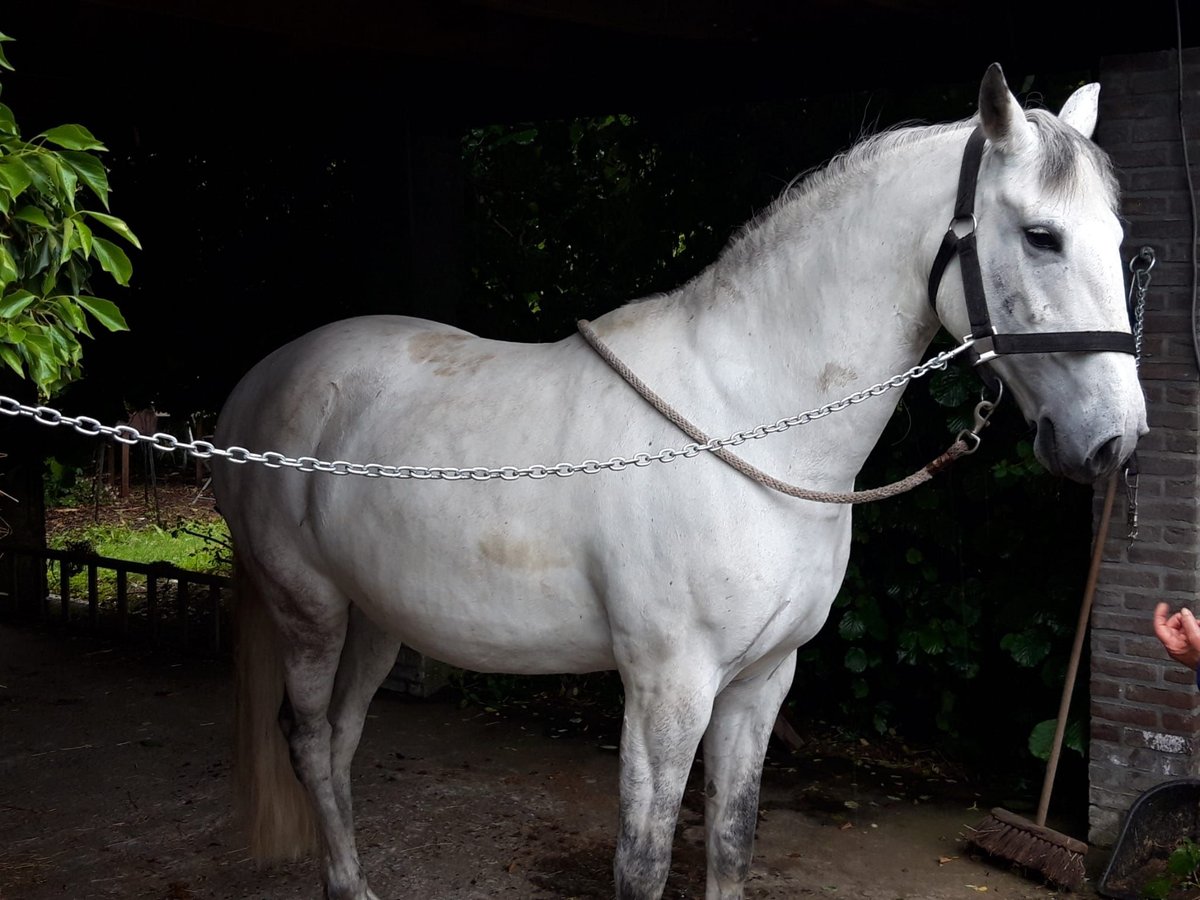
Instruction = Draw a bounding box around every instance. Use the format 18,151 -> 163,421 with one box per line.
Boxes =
1155,602 -> 1180,642
1181,608 -> 1200,650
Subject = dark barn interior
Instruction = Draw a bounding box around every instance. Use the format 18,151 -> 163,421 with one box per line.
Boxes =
2,0 -> 1194,417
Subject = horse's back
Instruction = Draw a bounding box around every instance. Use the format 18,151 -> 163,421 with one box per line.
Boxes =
218,316 -> 473,444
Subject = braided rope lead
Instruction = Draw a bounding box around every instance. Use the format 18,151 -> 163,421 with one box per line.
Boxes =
576,319 -> 981,504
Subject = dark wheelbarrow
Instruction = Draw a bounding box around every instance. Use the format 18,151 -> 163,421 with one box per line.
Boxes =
1099,778 -> 1200,899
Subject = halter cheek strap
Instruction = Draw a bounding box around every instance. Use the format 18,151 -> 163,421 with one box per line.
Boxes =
926,126 -> 1136,393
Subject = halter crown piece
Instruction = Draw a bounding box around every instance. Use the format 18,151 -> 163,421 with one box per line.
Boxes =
926,127 -> 1137,394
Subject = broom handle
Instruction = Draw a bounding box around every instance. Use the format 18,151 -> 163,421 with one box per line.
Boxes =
1035,471 -> 1119,828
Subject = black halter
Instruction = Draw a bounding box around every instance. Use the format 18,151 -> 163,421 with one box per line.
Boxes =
926,126 -> 1136,393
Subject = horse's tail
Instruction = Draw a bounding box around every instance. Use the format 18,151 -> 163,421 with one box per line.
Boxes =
233,553 -> 319,860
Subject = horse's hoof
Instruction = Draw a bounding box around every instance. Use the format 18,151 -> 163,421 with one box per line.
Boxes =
325,885 -> 379,900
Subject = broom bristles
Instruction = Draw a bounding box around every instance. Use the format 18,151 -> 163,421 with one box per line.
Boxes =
967,808 -> 1087,891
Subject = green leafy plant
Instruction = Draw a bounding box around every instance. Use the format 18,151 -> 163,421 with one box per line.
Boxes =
169,516 -> 232,571
0,31 -> 138,398
1143,838 -> 1200,900
1028,717 -> 1086,761
42,455 -> 88,507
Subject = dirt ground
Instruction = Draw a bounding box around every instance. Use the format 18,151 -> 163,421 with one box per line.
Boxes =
0,621 -> 1111,900
2,484 -> 1107,899
43,478 -> 222,536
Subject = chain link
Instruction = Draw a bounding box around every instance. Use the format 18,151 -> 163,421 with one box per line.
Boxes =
0,339 -> 974,482
1128,245 -> 1154,367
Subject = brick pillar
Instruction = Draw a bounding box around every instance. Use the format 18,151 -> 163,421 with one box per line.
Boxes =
1088,47 -> 1200,846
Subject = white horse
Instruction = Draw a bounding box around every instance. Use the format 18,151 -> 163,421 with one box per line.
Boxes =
214,64 -> 1146,900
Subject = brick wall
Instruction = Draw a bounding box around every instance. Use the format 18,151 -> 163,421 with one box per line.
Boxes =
1089,47 -> 1200,845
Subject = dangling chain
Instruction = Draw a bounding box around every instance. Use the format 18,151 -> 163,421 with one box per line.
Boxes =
1124,246 -> 1155,541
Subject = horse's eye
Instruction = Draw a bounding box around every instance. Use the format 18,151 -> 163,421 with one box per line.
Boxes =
1024,227 -> 1062,252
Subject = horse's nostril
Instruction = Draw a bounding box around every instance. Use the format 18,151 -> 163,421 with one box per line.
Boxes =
1091,435 -> 1122,474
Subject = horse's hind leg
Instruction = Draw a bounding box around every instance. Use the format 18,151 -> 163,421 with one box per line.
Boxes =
614,668 -> 716,899
269,582 -> 376,900
701,650 -> 796,900
328,605 -> 403,840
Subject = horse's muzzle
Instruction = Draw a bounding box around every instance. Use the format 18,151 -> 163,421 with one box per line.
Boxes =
1034,418 -> 1141,483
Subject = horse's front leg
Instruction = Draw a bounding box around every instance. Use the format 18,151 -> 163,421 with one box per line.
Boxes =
615,666 -> 717,899
702,650 -> 797,900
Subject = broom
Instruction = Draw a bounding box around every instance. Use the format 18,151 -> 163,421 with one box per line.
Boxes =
966,471 -> 1119,891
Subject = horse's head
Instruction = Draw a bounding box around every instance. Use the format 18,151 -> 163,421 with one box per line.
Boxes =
933,64 -> 1147,483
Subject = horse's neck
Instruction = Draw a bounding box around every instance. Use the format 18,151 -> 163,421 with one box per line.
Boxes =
596,128 -> 967,486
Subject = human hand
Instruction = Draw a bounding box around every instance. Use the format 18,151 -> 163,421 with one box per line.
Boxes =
1153,602 -> 1200,672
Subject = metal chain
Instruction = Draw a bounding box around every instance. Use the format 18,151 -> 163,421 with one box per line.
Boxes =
0,339 -> 975,482
1124,245 -> 1155,541
1128,245 -> 1155,367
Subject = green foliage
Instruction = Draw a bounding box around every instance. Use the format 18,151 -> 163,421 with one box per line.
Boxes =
460,87 -> 999,343
1028,717 -> 1086,761
42,455 -> 88,506
168,517 -> 232,571
1143,838 -> 1200,899
463,113 -> 689,339
0,31 -> 138,397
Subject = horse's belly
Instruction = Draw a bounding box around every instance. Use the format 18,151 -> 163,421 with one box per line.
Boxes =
359,579 -> 617,675
329,488 -> 854,679
325,518 -> 617,674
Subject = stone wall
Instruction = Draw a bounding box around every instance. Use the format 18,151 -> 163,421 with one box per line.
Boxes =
1089,47 -> 1200,845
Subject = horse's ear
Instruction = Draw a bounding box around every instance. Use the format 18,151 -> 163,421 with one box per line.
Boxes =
1058,83 -> 1100,139
978,62 -> 1034,154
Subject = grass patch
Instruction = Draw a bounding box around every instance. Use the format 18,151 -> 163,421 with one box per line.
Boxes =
48,519 -> 231,603
49,519 -> 230,572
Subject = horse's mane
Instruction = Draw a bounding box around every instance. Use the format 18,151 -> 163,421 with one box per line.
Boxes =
778,120 -> 974,214
717,109 -> 1118,270
1025,108 -> 1119,203
620,108 -> 1119,311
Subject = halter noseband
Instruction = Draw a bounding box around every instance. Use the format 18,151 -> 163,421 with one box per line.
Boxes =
926,126 -> 1136,393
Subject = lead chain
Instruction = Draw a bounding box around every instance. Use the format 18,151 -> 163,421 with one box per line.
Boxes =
0,339 -> 973,482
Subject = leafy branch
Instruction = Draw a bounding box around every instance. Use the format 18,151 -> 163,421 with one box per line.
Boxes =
0,31 -> 138,398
